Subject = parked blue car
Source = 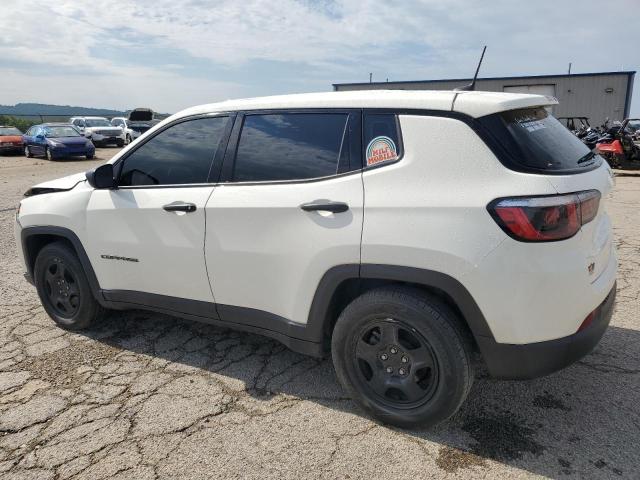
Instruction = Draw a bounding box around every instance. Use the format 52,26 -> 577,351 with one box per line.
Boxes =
23,123 -> 95,161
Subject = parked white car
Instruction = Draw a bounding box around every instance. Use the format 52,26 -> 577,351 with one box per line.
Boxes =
70,116 -> 126,147
110,117 -> 152,144
16,91 -> 616,427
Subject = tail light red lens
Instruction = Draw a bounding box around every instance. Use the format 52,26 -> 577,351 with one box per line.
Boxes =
489,190 -> 601,242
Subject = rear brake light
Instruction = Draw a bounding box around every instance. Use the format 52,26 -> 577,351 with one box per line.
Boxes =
488,190 -> 601,242
577,190 -> 600,224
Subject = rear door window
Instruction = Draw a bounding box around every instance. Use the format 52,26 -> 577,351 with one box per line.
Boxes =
479,107 -> 601,172
232,113 -> 350,182
363,113 -> 402,167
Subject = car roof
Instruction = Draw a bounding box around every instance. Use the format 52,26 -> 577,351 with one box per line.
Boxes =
175,90 -> 558,120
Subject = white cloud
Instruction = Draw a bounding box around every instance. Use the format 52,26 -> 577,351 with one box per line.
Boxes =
1,0 -> 638,114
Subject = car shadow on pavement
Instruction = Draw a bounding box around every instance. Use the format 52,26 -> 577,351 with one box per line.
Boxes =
76,309 -> 639,478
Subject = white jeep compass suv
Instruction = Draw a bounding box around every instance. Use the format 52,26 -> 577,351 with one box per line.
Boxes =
15,91 -> 617,427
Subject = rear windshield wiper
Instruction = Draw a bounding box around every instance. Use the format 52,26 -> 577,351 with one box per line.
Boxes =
577,151 -> 596,165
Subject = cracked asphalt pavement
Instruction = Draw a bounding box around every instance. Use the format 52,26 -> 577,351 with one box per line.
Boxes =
1,150 -> 639,479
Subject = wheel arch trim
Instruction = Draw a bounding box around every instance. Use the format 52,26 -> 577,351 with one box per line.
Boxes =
307,263 -> 495,343
21,226 -> 102,299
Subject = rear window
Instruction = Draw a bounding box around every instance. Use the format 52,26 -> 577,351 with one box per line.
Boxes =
480,107 -> 602,172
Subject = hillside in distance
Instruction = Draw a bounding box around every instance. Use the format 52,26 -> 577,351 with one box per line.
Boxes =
0,103 -> 125,117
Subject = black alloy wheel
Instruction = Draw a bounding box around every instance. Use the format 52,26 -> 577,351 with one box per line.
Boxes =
331,286 -> 474,428
353,318 -> 439,407
42,256 -> 81,318
34,242 -> 106,330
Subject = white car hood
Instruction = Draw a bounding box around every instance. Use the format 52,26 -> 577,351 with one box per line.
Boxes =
25,172 -> 87,195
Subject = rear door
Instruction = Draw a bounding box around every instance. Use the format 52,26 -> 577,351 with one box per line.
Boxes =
204,110 -> 363,326
86,114 -> 233,304
23,127 -> 36,152
32,126 -> 47,155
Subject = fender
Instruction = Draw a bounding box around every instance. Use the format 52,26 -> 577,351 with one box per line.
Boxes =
21,226 -> 102,298
306,264 -> 495,344
359,264 -> 494,339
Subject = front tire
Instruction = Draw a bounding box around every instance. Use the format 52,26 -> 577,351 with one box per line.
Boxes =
45,147 -> 54,161
126,134 -> 132,145
331,286 -> 474,428
117,139 -> 124,147
34,242 -> 105,330
24,146 -> 32,158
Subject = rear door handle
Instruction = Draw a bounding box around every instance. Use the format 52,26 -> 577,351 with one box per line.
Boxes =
300,201 -> 349,213
163,201 -> 197,213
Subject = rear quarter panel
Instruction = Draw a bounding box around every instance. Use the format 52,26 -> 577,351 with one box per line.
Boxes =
360,115 -> 614,344
361,115 -> 557,278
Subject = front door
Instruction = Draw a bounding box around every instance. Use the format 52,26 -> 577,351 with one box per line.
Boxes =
85,115 -> 232,304
204,111 -> 364,326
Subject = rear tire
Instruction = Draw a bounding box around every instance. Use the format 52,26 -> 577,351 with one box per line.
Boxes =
331,286 -> 474,428
34,242 -> 105,330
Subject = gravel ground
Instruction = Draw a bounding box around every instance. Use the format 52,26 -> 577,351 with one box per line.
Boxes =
0,150 -> 639,479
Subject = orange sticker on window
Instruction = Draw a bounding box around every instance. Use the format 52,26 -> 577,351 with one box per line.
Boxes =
366,136 -> 398,166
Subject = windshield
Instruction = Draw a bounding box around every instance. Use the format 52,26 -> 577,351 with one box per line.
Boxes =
85,119 -> 111,127
479,107 -> 602,172
627,120 -> 640,133
44,126 -> 82,138
0,127 -> 22,136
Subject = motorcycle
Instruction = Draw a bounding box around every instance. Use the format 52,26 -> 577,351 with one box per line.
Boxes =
595,118 -> 640,169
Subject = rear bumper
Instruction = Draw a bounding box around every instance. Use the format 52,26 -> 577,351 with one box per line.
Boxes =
478,283 -> 616,380
0,145 -> 23,153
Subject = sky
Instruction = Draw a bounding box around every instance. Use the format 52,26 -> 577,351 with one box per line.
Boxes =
1,0 -> 638,116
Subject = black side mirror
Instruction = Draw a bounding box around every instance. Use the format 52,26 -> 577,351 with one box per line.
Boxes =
86,164 -> 115,189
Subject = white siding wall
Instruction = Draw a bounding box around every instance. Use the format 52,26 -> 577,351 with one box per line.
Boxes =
335,74 -> 633,125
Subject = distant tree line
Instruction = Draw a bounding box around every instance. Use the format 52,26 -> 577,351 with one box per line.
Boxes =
0,115 -> 37,132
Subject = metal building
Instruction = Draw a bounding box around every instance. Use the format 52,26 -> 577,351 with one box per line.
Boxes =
333,71 -> 635,125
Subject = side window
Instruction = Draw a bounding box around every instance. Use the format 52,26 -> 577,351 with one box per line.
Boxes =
118,116 -> 229,186
232,113 -> 349,182
363,113 -> 402,167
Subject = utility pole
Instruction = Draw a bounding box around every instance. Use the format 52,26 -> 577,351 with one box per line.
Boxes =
369,73 -> 372,83
568,62 -> 572,75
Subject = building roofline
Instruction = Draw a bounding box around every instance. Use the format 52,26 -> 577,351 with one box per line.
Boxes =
333,71 -> 636,88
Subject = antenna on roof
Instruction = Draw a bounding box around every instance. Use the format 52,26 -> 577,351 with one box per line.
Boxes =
455,45 -> 486,91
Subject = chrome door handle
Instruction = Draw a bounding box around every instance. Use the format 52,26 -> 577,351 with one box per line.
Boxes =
163,201 -> 197,213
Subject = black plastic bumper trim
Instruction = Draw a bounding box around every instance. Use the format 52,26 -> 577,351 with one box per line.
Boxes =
477,283 -> 616,380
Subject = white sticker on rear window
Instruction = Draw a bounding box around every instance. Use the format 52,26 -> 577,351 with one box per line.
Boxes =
519,120 -> 547,132
366,136 -> 398,166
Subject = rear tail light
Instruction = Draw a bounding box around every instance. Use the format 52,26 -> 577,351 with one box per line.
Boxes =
488,190 -> 601,242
